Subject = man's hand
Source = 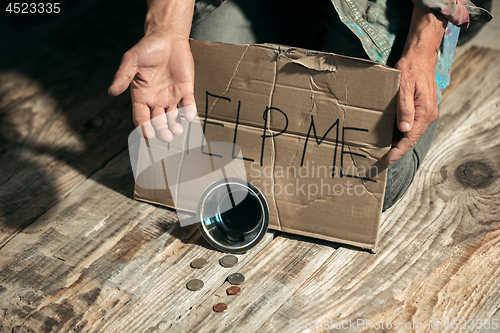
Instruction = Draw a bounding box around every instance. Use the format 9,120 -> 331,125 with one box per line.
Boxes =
108,33 -> 196,141
108,0 -> 196,141
385,5 -> 447,164
386,52 -> 439,164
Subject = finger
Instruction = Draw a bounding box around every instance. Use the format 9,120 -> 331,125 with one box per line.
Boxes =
108,52 -> 137,96
385,120 -> 427,164
166,107 -> 184,136
413,78 -> 433,123
133,102 -> 155,139
385,137 -> 413,165
151,107 -> 173,142
180,94 -> 197,121
397,76 -> 415,133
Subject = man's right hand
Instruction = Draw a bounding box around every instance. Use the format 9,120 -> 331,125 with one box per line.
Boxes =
108,32 -> 196,141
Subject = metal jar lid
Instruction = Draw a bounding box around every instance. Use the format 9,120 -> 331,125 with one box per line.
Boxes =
197,177 -> 269,253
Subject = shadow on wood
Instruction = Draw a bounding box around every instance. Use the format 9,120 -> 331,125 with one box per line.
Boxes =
0,0 -> 149,244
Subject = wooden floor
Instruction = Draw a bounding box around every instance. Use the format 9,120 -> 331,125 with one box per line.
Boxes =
1,1 -> 499,332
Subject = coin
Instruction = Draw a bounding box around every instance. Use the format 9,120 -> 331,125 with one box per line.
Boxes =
219,255 -> 238,268
186,279 -> 204,291
190,258 -> 208,269
227,273 -> 245,285
213,303 -> 228,312
226,286 -> 241,295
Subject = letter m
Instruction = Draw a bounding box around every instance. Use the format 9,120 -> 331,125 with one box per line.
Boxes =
300,115 -> 339,178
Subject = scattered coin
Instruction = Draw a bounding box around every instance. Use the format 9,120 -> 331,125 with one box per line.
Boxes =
227,273 -> 245,285
220,255 -> 238,268
213,303 -> 228,312
190,258 -> 208,269
186,279 -> 204,291
226,286 -> 241,295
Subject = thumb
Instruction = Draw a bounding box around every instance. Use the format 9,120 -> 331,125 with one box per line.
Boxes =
108,51 -> 137,96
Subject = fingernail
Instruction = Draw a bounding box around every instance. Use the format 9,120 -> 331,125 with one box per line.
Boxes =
400,121 -> 411,132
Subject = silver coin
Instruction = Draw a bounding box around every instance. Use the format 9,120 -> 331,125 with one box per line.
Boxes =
190,258 -> 208,269
186,279 -> 204,291
219,255 -> 238,268
227,273 -> 245,285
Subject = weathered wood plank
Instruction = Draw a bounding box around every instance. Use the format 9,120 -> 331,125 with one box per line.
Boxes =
167,235 -> 337,333
254,47 -> 500,332
0,6 -> 498,331
0,149 -> 276,332
437,47 -> 499,143
0,151 -> 161,332
86,233 -> 276,333
0,0 -> 147,246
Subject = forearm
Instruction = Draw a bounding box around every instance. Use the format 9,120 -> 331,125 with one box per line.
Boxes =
387,5 -> 448,163
145,0 -> 196,37
402,5 -> 448,66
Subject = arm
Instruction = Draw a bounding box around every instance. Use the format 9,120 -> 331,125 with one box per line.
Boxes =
144,0 -> 195,35
386,5 -> 447,164
108,0 -> 197,141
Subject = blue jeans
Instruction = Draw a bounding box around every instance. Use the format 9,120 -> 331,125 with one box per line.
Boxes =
190,0 -> 438,211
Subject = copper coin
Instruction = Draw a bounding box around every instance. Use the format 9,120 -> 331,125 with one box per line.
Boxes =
227,273 -> 245,285
190,258 -> 208,269
219,255 -> 238,268
186,279 -> 204,291
213,303 -> 228,312
226,286 -> 241,295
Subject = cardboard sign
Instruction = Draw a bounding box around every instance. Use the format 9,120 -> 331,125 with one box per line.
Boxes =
133,39 -> 400,252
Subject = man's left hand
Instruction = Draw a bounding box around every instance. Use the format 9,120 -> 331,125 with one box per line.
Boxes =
385,5 -> 447,165
386,53 -> 439,164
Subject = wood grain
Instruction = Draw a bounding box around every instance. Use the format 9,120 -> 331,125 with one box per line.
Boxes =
0,0 -> 146,246
169,235 -> 337,333
253,47 -> 500,333
1,10 -> 500,331
0,150 -> 276,332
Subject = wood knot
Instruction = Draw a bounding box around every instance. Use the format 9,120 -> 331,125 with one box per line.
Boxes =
455,162 -> 495,189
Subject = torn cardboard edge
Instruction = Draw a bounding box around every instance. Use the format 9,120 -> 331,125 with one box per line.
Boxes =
259,42 -> 391,71
133,39 -> 400,253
